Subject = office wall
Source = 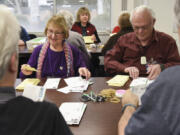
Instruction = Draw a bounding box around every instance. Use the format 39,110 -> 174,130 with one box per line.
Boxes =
148,0 -> 178,40
146,0 -> 179,51
111,0 -> 122,30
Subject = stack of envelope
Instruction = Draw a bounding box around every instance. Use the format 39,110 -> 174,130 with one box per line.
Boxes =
16,78 -> 40,90
107,75 -> 129,87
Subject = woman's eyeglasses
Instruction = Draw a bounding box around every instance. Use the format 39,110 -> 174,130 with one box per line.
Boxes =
47,29 -> 64,36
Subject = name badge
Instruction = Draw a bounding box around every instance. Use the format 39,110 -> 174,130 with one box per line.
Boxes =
59,66 -> 63,70
141,56 -> 147,65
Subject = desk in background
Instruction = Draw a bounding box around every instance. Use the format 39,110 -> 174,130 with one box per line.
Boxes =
86,44 -> 105,77
16,77 -> 131,135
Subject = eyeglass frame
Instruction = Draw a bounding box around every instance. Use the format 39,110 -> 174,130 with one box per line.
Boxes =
132,24 -> 151,31
47,29 -> 64,36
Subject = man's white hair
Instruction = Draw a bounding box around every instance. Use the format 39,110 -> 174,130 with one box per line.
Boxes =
130,5 -> 156,22
0,5 -> 20,79
57,10 -> 74,29
174,0 -> 180,27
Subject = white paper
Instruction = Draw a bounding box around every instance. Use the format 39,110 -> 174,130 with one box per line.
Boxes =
130,77 -> 154,105
57,86 -> 70,94
59,102 -> 87,125
43,78 -> 61,89
23,84 -> 46,102
64,77 -> 89,92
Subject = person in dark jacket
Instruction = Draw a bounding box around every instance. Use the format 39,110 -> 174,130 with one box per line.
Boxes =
0,5 -> 73,135
102,11 -> 133,55
19,26 -> 30,46
118,2 -> 180,135
71,7 -> 101,43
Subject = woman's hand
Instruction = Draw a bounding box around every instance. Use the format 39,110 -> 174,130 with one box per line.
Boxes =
78,67 -> 91,80
91,34 -> 97,42
21,64 -> 33,76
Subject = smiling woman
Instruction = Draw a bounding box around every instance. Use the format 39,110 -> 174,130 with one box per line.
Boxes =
20,15 -> 91,79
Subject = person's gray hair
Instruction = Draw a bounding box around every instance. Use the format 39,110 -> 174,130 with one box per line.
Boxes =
0,5 -> 20,79
174,0 -> 180,27
57,10 -> 74,29
130,5 -> 156,22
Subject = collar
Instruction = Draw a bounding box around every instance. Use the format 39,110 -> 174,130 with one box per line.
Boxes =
132,29 -> 159,46
0,87 -> 16,104
77,22 -> 90,27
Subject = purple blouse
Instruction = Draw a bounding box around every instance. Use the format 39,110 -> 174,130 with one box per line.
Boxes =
20,43 -> 87,78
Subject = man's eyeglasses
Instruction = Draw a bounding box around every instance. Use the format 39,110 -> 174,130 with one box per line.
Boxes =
133,24 -> 151,31
47,29 -> 64,36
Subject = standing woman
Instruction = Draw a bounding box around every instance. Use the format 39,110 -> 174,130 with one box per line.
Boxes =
71,7 -> 101,43
20,15 -> 91,79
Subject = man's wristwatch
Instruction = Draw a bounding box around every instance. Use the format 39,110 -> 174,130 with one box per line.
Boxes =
121,104 -> 137,113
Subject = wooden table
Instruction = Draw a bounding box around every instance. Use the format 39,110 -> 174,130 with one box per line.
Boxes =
16,77 -> 131,135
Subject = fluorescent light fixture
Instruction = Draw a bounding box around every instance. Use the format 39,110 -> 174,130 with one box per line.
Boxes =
62,5 -> 71,8
79,0 -> 84,3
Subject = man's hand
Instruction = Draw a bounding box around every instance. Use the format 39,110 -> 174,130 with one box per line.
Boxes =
147,64 -> 161,80
118,90 -> 138,135
78,67 -> 91,80
122,90 -> 139,107
124,67 -> 139,79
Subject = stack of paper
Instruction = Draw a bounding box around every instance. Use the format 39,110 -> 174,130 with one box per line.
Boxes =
83,36 -> 94,44
43,78 -> 61,89
130,77 -> 154,105
59,102 -> 87,125
130,77 -> 153,88
58,77 -> 89,93
23,84 -> 46,102
16,78 -> 40,90
107,75 -> 129,87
